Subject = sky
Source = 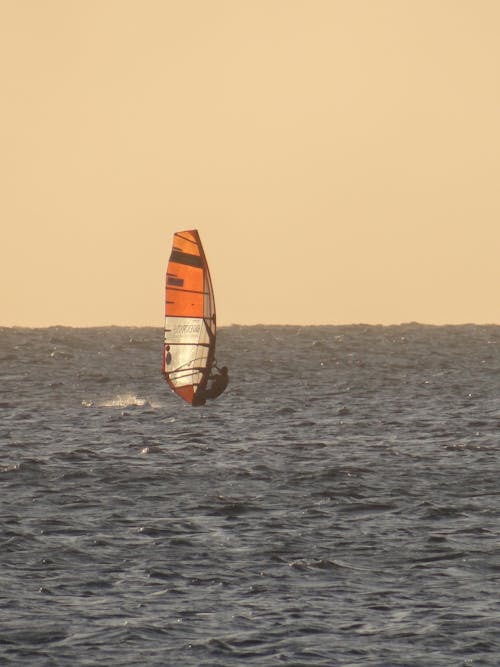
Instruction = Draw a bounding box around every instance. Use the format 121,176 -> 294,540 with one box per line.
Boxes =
1,0 -> 499,327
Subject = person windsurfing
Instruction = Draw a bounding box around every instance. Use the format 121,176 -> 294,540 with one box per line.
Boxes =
193,365 -> 229,405
204,365 -> 229,399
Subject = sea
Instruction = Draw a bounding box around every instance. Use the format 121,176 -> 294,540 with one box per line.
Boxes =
1,324 -> 499,667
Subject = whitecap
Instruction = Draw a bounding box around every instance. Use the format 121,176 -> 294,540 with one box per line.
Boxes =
97,393 -> 160,409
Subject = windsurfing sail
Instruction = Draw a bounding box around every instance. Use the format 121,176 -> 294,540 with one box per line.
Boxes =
162,229 -> 216,405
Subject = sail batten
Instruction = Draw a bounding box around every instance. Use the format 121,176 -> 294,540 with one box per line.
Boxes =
162,229 -> 216,405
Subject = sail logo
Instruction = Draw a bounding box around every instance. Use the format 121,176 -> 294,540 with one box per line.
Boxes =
173,323 -> 200,335
167,318 -> 202,342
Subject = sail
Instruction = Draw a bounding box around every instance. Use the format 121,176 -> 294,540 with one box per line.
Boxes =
162,230 -> 216,405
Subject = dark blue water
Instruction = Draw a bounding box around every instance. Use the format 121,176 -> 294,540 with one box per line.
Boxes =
1,325 -> 499,666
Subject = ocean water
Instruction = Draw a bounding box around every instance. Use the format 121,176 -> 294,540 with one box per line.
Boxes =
1,324 -> 499,666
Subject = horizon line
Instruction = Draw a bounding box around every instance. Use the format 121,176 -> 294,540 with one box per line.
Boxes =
1,321 -> 499,329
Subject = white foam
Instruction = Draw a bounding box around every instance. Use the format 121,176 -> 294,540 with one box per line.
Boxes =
82,394 -> 161,409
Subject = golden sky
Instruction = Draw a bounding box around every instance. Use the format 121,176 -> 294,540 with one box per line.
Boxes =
1,0 -> 499,326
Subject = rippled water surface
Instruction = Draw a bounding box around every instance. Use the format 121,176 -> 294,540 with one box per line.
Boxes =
1,324 -> 500,666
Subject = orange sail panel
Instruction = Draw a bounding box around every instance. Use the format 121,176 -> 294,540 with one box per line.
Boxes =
162,230 -> 216,405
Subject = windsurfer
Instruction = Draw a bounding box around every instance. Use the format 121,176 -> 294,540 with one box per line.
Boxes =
205,366 -> 229,399
193,366 -> 229,405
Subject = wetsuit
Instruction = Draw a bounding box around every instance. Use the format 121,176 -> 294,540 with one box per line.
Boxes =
194,367 -> 229,404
